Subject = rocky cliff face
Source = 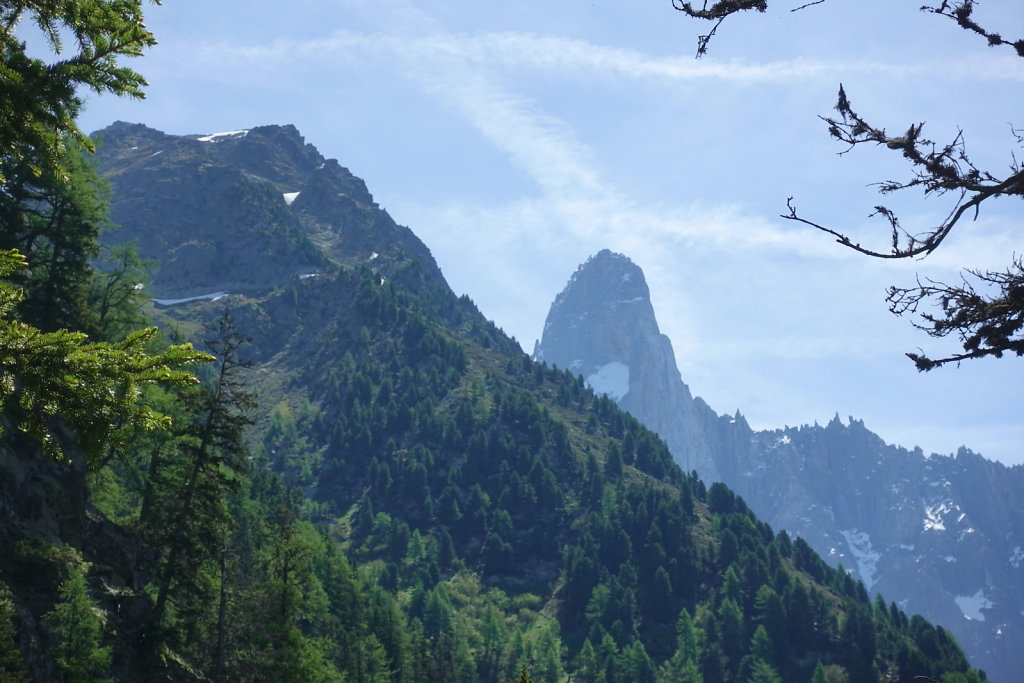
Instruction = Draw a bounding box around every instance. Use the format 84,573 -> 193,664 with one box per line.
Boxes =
535,250 -> 1024,682
93,122 -> 447,302
0,422 -> 171,681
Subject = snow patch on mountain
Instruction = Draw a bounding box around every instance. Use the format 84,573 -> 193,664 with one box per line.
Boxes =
955,590 -> 994,622
283,191 -> 301,205
152,292 -> 228,306
924,501 -> 954,532
197,129 -> 249,142
840,529 -> 881,590
586,362 -> 630,401
605,296 -> 645,307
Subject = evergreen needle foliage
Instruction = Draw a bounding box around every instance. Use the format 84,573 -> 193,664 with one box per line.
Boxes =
0,0 -> 159,182
0,583 -> 28,682
0,249 -> 211,465
42,559 -> 110,683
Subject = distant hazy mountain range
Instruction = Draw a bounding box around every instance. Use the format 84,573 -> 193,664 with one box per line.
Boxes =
535,249 -> 1024,681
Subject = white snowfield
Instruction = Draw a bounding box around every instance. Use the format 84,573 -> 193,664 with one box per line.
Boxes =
196,130 -> 250,142
151,292 -> 228,306
923,501 -> 955,532
955,589 -> 994,622
283,191 -> 301,205
840,529 -> 881,590
586,361 -> 630,402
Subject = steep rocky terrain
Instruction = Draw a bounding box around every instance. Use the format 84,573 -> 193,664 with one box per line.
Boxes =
535,249 -> 1024,681
95,122 -> 451,308
533,250 -> 720,481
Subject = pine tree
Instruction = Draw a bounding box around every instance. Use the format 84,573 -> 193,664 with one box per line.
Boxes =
0,138 -> 116,333
42,560 -> 111,683
89,243 -> 152,342
479,604 -> 509,682
0,249 -> 209,465
143,312 -> 253,650
0,0 -> 157,181
717,597 -> 746,676
662,608 -> 704,682
574,638 -> 598,683
749,625 -> 774,665
747,658 -> 783,683
0,583 -> 28,683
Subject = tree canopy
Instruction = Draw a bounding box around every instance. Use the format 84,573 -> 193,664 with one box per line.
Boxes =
0,248 -> 209,466
674,0 -> 1024,370
0,0 -> 204,464
0,0 -> 158,181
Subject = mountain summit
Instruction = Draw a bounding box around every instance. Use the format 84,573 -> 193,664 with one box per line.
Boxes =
536,250 -> 1024,681
93,122 -> 445,302
535,250 -> 722,480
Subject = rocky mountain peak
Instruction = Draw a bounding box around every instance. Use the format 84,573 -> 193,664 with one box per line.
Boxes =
551,249 -> 651,314
550,250 -> 652,325
535,250 -> 720,478
95,120 -> 173,150
89,122 -> 450,302
536,249 -> 658,376
205,124 -> 325,188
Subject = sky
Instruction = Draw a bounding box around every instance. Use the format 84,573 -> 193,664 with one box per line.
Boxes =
71,0 -> 1024,466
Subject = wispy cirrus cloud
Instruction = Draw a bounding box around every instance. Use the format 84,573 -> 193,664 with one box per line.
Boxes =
183,20 -> 1022,264
205,27 -> 1024,85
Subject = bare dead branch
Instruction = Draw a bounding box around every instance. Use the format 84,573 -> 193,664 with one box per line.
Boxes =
887,258 -> 1024,369
671,0 -> 768,56
784,86 -> 1024,262
696,17 -> 726,57
791,0 -> 825,11
921,1 -> 1024,57
672,0 -> 1024,370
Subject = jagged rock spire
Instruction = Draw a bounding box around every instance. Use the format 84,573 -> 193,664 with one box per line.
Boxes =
535,249 -> 721,479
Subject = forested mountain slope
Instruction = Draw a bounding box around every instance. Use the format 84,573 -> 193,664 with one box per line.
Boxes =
0,123 -> 986,682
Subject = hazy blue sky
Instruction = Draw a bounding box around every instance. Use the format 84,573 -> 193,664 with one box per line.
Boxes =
74,0 -> 1024,465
